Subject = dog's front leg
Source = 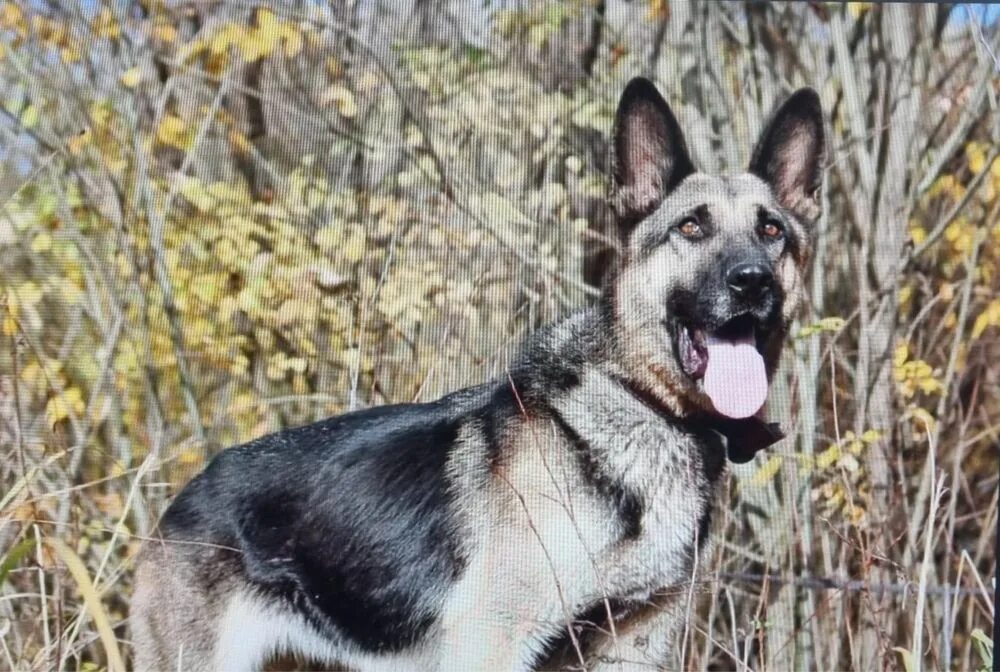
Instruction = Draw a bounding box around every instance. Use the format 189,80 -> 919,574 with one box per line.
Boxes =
584,596 -> 684,672
436,549 -> 565,672
436,610 -> 535,672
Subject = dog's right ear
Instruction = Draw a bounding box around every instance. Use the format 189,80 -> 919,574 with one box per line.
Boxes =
611,77 -> 695,231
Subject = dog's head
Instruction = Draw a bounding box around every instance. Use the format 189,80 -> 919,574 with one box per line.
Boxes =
608,78 -> 825,420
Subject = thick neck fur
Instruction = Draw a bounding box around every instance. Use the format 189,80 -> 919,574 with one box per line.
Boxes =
511,297 -> 695,421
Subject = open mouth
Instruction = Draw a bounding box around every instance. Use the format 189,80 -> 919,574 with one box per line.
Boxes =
677,315 -> 768,419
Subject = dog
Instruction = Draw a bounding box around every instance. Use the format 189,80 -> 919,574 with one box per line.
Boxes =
130,77 -> 824,672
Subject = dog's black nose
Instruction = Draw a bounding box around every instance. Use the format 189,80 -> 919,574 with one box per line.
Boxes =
727,263 -> 773,299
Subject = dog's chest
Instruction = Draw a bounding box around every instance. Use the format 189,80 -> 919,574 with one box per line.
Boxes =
509,373 -> 726,604
593,411 -> 724,597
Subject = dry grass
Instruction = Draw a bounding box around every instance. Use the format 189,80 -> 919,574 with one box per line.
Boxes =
1,1 -> 997,670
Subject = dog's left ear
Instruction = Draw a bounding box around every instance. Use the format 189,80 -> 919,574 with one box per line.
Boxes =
749,88 -> 826,224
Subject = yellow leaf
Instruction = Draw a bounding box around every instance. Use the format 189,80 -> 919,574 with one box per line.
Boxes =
749,455 -> 782,487
228,393 -> 259,416
971,312 -> 990,340
152,23 -> 177,43
229,129 -> 251,154
93,7 -> 121,39
60,45 -> 81,64
178,449 -> 204,467
321,85 -> 358,118
816,443 -> 841,470
178,178 -> 214,211
847,505 -> 866,526
938,282 -> 954,302
860,429 -> 882,444
156,114 -> 188,149
0,3 -> 26,31
797,316 -> 845,339
966,141 -> 988,174
242,9 -> 281,61
315,225 -> 340,250
893,342 -> 909,368
898,285 -> 913,310
120,67 -> 141,88
971,300 -> 1000,339
647,0 -> 669,20
19,361 -> 40,385
847,2 -> 873,18
30,232 -> 52,253
281,23 -> 303,58
3,290 -> 18,323
20,105 -> 39,129
45,388 -> 85,428
265,352 -> 290,380
67,129 -> 91,155
342,229 -> 365,261
189,275 -> 221,304
89,102 -> 112,127
210,24 -> 242,56
918,377 -> 944,395
815,317 -> 845,332
15,281 -> 43,307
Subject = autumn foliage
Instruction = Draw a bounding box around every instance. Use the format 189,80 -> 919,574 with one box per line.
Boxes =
0,2 -> 996,670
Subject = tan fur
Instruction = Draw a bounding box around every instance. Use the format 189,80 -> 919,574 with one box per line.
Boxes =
131,543 -> 229,672
130,79 -> 822,672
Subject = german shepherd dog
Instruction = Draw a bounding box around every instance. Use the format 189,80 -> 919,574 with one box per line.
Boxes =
131,78 -> 824,671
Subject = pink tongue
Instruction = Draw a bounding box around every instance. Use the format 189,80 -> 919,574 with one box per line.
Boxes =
703,333 -> 768,419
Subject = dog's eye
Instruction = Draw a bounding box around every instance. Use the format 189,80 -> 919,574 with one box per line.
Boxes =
759,218 -> 784,239
678,217 -> 702,238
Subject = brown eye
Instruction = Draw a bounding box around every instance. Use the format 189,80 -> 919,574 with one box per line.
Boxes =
760,219 -> 783,239
678,218 -> 702,238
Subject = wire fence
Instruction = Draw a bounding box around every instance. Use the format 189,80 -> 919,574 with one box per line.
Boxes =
717,571 -> 990,599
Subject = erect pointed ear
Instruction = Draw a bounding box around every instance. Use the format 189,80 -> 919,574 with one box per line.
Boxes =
749,88 -> 826,224
611,77 -> 695,230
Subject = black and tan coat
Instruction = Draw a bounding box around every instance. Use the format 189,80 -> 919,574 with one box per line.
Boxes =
130,77 -> 825,672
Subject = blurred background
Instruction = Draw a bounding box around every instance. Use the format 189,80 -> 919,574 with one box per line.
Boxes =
0,1 -> 997,670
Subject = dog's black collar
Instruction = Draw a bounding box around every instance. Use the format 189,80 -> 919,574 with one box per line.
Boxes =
614,376 -> 784,463
686,414 -> 784,464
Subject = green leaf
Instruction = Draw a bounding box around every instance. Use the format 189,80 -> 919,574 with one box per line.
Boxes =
971,628 -> 993,669
796,316 -> 846,339
462,44 -> 489,68
0,538 -> 37,588
20,104 -> 39,129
